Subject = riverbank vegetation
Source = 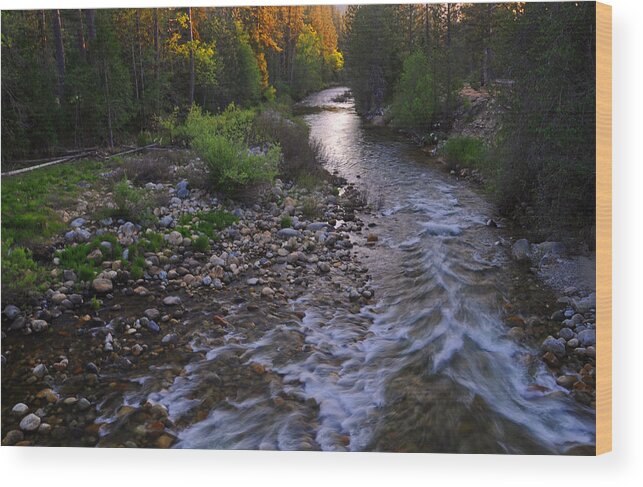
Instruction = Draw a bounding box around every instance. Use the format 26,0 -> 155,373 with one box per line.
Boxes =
343,3 -> 596,241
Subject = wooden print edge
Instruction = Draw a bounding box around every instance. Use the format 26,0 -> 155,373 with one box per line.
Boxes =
596,1 -> 612,456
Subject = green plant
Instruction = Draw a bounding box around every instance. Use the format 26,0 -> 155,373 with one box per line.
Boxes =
442,136 -> 487,170
90,296 -> 102,311
280,216 -> 292,228
193,234 -> 210,252
301,196 -> 320,219
391,51 -> 435,130
1,241 -> 46,301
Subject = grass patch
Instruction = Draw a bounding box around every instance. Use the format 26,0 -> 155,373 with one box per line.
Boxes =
280,216 -> 292,228
1,160 -> 105,248
192,210 -> 238,238
442,136 -> 487,170
192,234 -> 210,252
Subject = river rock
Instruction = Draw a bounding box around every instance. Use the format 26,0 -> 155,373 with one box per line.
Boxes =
144,308 -> 160,320
556,375 -> 578,389
92,278 -> 113,293
168,231 -> 183,246
277,228 -> 302,239
147,320 -> 160,333
31,319 -> 48,333
162,333 -> 178,345
11,403 -> 29,417
558,328 -> 575,341
261,287 -> 275,298
2,430 -> 24,446
163,296 -> 181,306
160,215 -> 174,227
176,180 -> 189,199
317,262 -> 331,273
577,329 -> 596,347
51,292 -> 67,305
70,217 -> 87,228
32,363 -> 48,379
3,304 -> 21,321
307,222 -> 331,232
573,293 -> 596,314
19,413 -> 41,432
541,336 -> 566,357
511,239 -> 531,262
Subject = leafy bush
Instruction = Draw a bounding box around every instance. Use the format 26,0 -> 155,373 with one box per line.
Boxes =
194,134 -> 279,189
183,104 -> 256,145
442,136 -> 487,170
391,51 -> 435,129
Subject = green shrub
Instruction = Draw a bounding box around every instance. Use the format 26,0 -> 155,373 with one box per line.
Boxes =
194,134 -> 279,189
112,178 -> 153,221
183,104 -> 256,145
442,136 -> 487,169
193,234 -> 210,252
391,51 -> 435,130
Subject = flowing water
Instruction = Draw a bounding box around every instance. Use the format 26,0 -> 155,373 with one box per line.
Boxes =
104,87 -> 595,453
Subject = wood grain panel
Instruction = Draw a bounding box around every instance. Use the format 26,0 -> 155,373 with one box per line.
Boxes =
596,1 -> 612,456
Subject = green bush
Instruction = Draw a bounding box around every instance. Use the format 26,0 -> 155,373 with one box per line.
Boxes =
193,210 -> 239,238
391,51 -> 435,130
183,104 -> 256,145
194,134 -> 279,189
442,136 -> 487,169
112,178 -> 153,221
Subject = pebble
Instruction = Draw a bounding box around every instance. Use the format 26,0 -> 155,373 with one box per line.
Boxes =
92,278 -> 113,293
247,278 -> 259,285
147,320 -> 160,333
577,329 -> 596,347
558,328 -> 575,341
19,413 -> 41,432
317,262 -> 331,273
32,363 -> 48,379
541,336 -> 566,357
168,231 -> 183,246
162,333 -> 178,345
163,296 -> 182,306
261,287 -> 275,298
11,403 -> 29,417
31,320 -> 48,333
3,304 -> 21,321
144,308 -> 161,320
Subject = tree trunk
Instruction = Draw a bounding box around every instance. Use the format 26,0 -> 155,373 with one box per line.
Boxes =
85,9 -> 96,63
446,4 -> 452,113
188,7 -> 195,105
77,10 -> 86,61
153,9 -> 160,113
103,60 -> 114,149
52,9 -> 66,100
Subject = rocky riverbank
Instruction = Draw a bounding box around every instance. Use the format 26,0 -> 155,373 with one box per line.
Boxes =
1,152 -> 376,447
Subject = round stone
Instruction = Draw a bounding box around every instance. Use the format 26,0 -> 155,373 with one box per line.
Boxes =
19,413 -> 41,432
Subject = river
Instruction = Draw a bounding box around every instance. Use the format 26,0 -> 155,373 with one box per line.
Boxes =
126,87 -> 595,453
